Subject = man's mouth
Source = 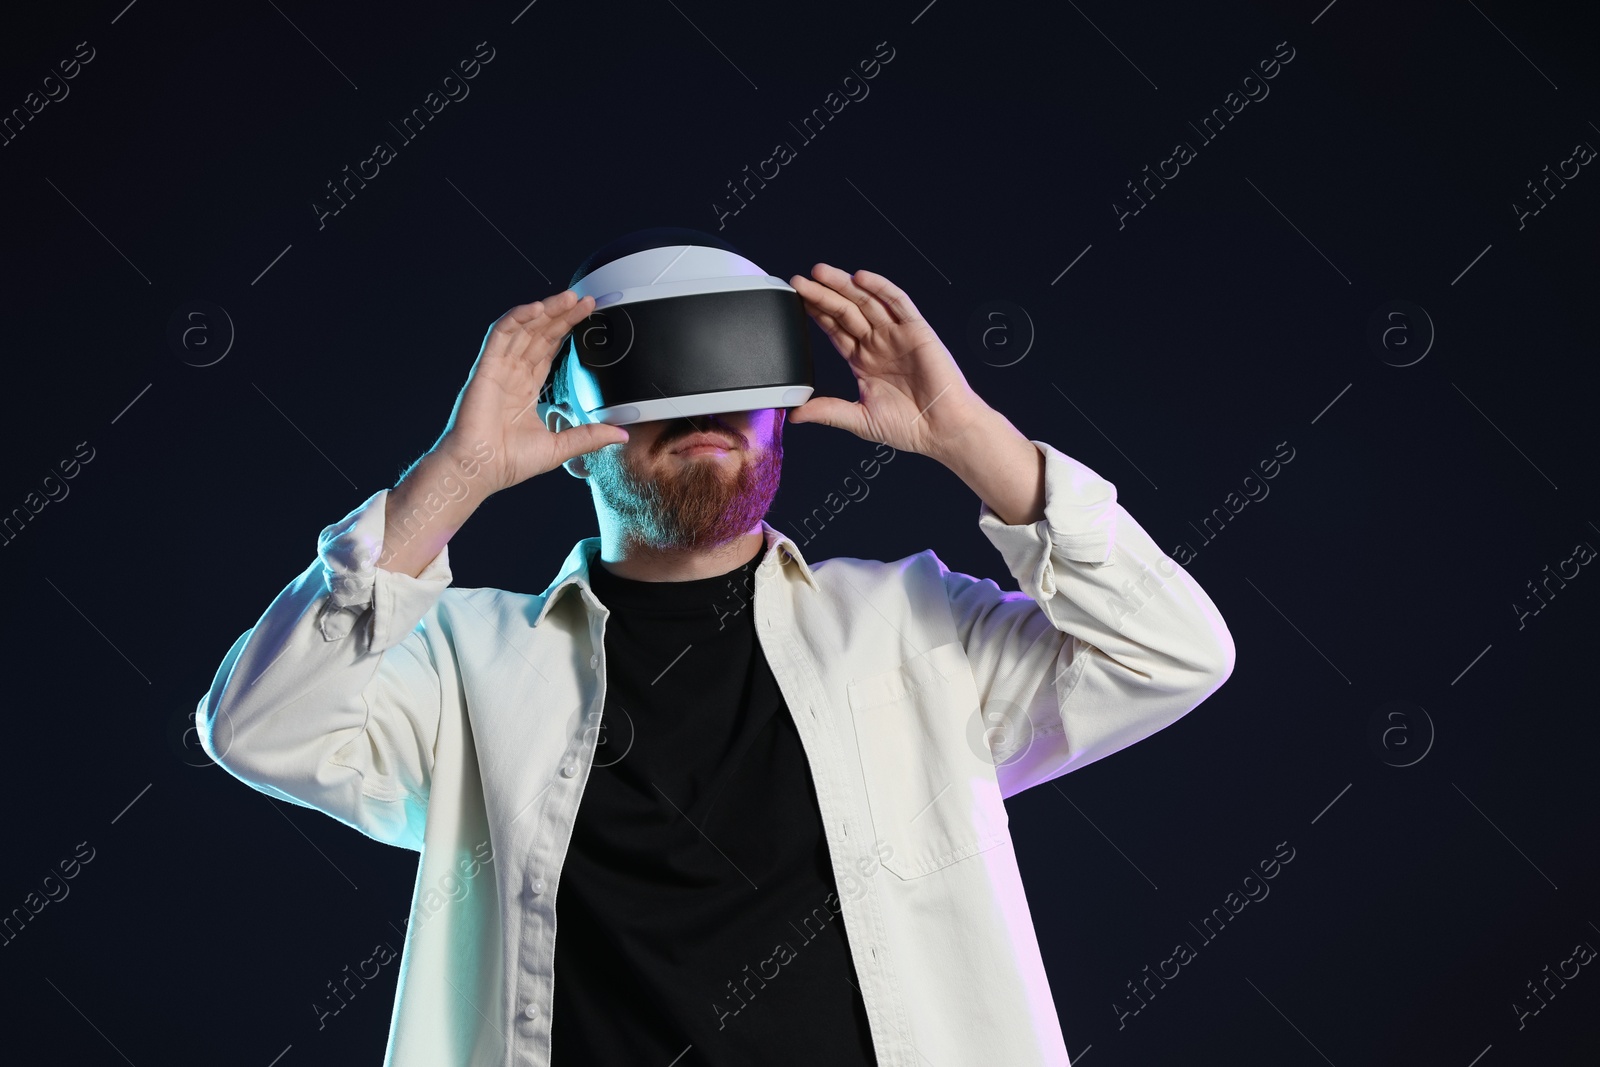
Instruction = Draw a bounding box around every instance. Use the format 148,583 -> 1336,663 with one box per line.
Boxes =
670,432 -> 739,455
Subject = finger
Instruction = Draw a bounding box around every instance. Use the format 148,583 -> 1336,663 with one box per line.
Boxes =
487,292 -> 568,349
492,291 -> 587,347
849,269 -> 923,325
485,300 -> 542,359
548,420 -> 629,467
791,273 -> 873,344
503,288 -> 580,328
788,395 -> 870,438
499,293 -> 593,367
527,292 -> 594,356
799,301 -> 858,360
809,262 -> 897,330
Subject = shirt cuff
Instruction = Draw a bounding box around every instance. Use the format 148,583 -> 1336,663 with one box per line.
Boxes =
976,440 -> 1118,599
315,488 -> 453,649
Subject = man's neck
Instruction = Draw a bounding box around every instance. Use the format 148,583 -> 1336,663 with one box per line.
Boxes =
594,527 -> 765,582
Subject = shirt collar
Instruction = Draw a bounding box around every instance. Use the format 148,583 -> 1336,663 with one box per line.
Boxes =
533,519 -> 819,625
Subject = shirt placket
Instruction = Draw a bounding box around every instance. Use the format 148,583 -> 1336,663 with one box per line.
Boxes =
754,571 -> 911,1067
512,593 -> 609,1067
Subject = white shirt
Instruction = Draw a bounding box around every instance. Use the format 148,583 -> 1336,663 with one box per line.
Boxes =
196,438 -> 1234,1067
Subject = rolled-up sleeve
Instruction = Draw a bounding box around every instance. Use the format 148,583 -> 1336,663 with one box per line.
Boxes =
194,488 -> 453,851
941,439 -> 1234,797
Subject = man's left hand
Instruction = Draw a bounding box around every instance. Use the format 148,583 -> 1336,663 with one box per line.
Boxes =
787,264 -> 990,460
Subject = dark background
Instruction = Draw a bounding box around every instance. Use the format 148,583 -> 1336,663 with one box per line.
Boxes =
2,0 -> 1596,1064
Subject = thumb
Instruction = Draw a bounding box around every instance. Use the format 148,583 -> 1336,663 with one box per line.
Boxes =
788,396 -> 866,435
549,422 -> 629,467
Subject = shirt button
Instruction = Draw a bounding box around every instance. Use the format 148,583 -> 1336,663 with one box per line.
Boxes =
590,654 -> 599,669
529,877 -> 546,896
523,1002 -> 538,1020
560,762 -> 577,778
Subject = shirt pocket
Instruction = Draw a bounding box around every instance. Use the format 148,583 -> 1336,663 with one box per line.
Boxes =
847,640 -> 1010,879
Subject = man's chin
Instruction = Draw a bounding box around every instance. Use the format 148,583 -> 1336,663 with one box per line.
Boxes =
593,439 -> 782,551
652,455 -> 778,548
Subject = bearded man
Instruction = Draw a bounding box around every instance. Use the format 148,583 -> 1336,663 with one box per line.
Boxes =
196,227 -> 1234,1067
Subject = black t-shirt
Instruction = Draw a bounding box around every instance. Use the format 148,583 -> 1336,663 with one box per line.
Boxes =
550,549 -> 878,1065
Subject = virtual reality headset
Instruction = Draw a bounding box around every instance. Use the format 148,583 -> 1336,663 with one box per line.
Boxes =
536,228 -> 815,427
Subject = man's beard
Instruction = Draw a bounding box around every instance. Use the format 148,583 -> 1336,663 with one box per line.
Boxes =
587,425 -> 783,551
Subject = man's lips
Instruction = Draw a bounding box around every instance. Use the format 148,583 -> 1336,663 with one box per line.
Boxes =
669,432 -> 739,454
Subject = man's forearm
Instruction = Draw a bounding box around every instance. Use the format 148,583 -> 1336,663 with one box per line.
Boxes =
378,442 -> 498,578
928,404 -> 1047,527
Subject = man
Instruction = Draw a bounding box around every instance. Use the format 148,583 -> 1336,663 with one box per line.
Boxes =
196,228 -> 1234,1067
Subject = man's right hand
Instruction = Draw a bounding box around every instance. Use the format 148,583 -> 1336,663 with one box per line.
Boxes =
436,289 -> 629,495
377,290 -> 626,578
